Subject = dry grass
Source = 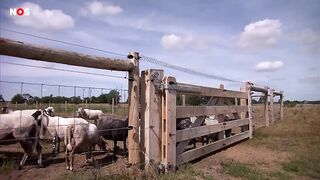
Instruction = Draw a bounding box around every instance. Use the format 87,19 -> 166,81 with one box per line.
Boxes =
248,105 -> 320,178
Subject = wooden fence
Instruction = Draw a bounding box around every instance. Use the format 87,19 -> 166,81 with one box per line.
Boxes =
0,37 -> 284,171
0,38 -> 140,165
140,69 -> 284,171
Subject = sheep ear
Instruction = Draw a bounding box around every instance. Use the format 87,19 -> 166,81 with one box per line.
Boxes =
32,110 -> 42,120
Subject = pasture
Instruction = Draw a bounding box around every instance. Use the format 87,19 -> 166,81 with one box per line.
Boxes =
0,103 -> 129,119
1,105 -> 319,179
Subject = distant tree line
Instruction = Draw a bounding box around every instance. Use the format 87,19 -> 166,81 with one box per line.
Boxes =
176,95 -> 320,106
10,89 -> 122,105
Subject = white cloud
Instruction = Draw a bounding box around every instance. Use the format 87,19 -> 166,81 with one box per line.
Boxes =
9,2 -> 74,30
238,19 -> 282,51
82,1 -> 122,16
292,29 -> 320,53
254,61 -> 284,71
161,34 -> 183,50
161,34 -> 207,50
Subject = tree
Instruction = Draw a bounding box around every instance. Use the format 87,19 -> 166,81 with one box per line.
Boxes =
69,96 -> 82,104
11,94 -> 25,104
90,90 -> 121,104
0,94 -> 5,102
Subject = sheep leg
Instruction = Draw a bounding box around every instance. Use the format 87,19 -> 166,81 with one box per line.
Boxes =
113,140 -> 117,155
85,148 -> 92,164
90,148 -> 96,167
52,134 -> 58,155
18,153 -> 28,170
70,149 -> 75,171
65,149 -> 70,170
52,136 -> 55,154
123,139 -> 127,156
57,136 -> 60,153
36,143 -> 44,168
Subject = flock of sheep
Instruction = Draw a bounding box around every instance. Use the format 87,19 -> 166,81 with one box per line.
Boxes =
0,107 -> 129,171
0,105 -> 231,171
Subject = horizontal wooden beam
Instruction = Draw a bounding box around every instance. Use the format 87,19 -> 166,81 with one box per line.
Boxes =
175,83 -> 247,99
251,95 -> 265,98
251,86 -> 268,93
0,38 -> 134,71
177,131 -> 249,165
176,105 -> 248,118
176,118 -> 249,142
273,91 -> 282,96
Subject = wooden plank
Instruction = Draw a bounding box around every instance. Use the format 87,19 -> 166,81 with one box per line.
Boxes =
280,91 -> 284,121
274,91 -> 282,96
217,85 -> 226,140
251,85 -> 268,93
177,131 -> 250,165
264,92 -> 269,127
240,86 -> 248,132
140,71 -> 146,167
176,116 -> 206,155
141,69 -> 163,168
176,105 -> 247,118
175,83 -> 247,99
269,89 -> 275,123
128,52 -> 140,165
182,95 -> 186,106
161,76 -> 177,169
246,82 -> 253,139
176,118 -> 249,142
0,38 -> 133,71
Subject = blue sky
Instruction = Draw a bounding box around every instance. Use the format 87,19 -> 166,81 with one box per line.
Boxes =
0,0 -> 319,101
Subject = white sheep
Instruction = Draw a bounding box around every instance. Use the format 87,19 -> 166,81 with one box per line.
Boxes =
41,110 -> 89,154
64,123 -> 106,171
44,107 -> 55,116
76,107 -> 105,121
0,110 -> 43,169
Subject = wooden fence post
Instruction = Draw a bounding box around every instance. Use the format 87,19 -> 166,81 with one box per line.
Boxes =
264,87 -> 270,127
240,86 -> 248,132
246,82 -> 253,139
218,84 -> 225,140
141,69 -> 164,170
128,51 -> 140,165
280,91 -> 284,121
269,89 -> 275,124
161,76 -> 177,171
182,95 -> 186,106
64,100 -> 67,112
112,98 -> 115,115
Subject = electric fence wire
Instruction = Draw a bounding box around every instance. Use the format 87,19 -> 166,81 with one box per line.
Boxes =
0,28 -> 247,84
0,61 -> 128,80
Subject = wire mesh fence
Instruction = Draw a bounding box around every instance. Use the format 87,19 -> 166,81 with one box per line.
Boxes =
0,72 -> 131,169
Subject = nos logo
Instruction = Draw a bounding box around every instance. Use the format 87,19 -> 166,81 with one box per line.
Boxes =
10,8 -> 31,16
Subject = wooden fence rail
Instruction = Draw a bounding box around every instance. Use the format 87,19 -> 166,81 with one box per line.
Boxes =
0,37 -> 140,165
142,74 -> 284,171
0,37 -> 285,171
